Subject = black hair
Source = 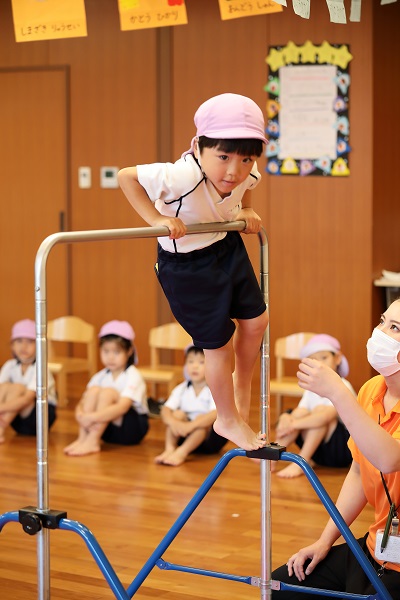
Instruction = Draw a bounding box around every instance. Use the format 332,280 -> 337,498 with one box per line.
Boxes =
185,345 -> 204,359
198,135 -> 263,158
99,334 -> 135,369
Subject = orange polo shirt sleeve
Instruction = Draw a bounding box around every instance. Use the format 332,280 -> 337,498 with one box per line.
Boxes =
348,375 -> 400,572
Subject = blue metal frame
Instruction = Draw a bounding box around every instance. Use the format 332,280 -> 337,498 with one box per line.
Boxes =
0,222 -> 392,599
0,449 -> 392,600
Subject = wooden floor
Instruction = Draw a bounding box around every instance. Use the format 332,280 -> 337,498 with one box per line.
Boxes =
0,395 -> 373,600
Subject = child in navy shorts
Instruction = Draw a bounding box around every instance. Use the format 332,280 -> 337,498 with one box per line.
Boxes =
155,346 -> 227,466
273,334 -> 356,478
64,320 -> 149,456
0,319 -> 57,441
118,93 -> 269,450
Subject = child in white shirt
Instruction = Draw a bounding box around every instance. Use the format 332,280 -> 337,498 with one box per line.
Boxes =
64,320 -> 148,456
155,346 -> 227,466
274,334 -> 356,478
0,319 -> 57,441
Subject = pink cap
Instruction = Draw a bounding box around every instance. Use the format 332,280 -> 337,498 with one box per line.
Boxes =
182,93 -> 268,156
300,334 -> 349,378
11,319 -> 36,341
98,320 -> 135,341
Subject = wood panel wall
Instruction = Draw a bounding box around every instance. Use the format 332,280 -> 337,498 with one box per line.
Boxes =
372,1 -> 400,319
0,0 -> 399,390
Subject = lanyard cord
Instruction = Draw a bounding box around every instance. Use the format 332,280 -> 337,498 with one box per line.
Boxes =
378,415 -> 400,514
380,472 -> 400,515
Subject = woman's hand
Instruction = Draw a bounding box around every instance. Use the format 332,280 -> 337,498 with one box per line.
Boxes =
286,540 -> 331,581
297,358 -> 342,398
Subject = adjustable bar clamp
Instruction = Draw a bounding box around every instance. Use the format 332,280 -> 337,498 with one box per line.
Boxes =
18,507 -> 67,536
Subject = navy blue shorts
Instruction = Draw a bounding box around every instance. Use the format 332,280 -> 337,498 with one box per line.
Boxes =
101,408 -> 149,446
11,403 -> 57,436
296,421 -> 352,467
178,428 -> 228,455
155,231 -> 266,349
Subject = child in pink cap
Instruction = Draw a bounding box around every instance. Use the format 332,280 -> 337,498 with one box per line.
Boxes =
118,93 -> 269,451
0,319 -> 57,442
64,320 -> 149,456
273,334 -> 356,478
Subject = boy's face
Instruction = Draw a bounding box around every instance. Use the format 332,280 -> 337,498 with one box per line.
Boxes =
11,338 -> 36,364
194,145 -> 256,198
185,351 -> 206,384
307,350 -> 341,373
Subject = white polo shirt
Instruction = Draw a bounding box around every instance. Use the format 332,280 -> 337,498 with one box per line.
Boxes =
0,359 -> 57,405
136,154 -> 261,253
87,365 -> 148,415
164,380 -> 216,421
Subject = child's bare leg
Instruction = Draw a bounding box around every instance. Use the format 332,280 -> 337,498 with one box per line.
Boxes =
271,430 -> 298,471
0,412 -> 18,443
277,425 -> 328,478
162,428 -> 208,466
63,389 -> 99,453
65,388 -> 115,456
155,426 -> 179,463
66,423 -> 109,456
63,425 -> 88,453
0,383 -> 29,442
233,312 -> 268,421
204,344 -> 265,451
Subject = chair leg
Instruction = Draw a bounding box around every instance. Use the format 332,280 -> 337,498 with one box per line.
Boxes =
276,395 -> 282,419
56,372 -> 68,408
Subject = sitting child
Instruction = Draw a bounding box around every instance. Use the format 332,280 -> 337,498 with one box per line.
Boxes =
273,334 -> 356,479
155,346 -> 227,466
64,320 -> 149,456
0,319 -> 57,442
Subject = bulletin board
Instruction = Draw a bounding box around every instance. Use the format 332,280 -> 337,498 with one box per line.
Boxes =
265,41 -> 353,176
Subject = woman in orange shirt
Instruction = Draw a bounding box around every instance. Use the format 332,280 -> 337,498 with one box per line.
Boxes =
272,298 -> 400,598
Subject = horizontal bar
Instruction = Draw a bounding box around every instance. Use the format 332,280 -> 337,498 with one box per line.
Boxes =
156,559 -> 258,586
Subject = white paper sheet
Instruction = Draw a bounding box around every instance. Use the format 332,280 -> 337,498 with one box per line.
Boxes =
278,65 -> 337,160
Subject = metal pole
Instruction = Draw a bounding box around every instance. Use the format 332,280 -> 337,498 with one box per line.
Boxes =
257,229 -> 271,600
34,221 -> 270,599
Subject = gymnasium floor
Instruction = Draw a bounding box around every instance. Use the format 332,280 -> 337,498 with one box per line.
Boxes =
0,395 -> 373,599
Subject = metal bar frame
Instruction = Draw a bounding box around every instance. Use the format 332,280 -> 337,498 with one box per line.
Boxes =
0,221 -> 391,600
33,221 -> 271,600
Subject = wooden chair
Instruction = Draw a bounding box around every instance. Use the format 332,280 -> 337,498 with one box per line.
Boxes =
138,322 -> 192,398
47,316 -> 98,407
269,332 -> 316,416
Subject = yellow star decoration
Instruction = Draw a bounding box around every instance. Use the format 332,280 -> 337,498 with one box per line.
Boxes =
299,40 -> 317,64
333,45 -> 354,70
283,40 -> 301,64
317,40 -> 334,64
265,47 -> 285,72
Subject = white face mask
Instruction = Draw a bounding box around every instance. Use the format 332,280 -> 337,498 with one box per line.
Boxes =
366,328 -> 400,376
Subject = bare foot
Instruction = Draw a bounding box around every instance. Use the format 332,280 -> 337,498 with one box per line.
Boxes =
213,416 -> 266,451
63,439 -> 82,454
154,450 -> 175,464
276,463 -> 305,479
161,448 -> 188,466
65,440 -> 101,456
